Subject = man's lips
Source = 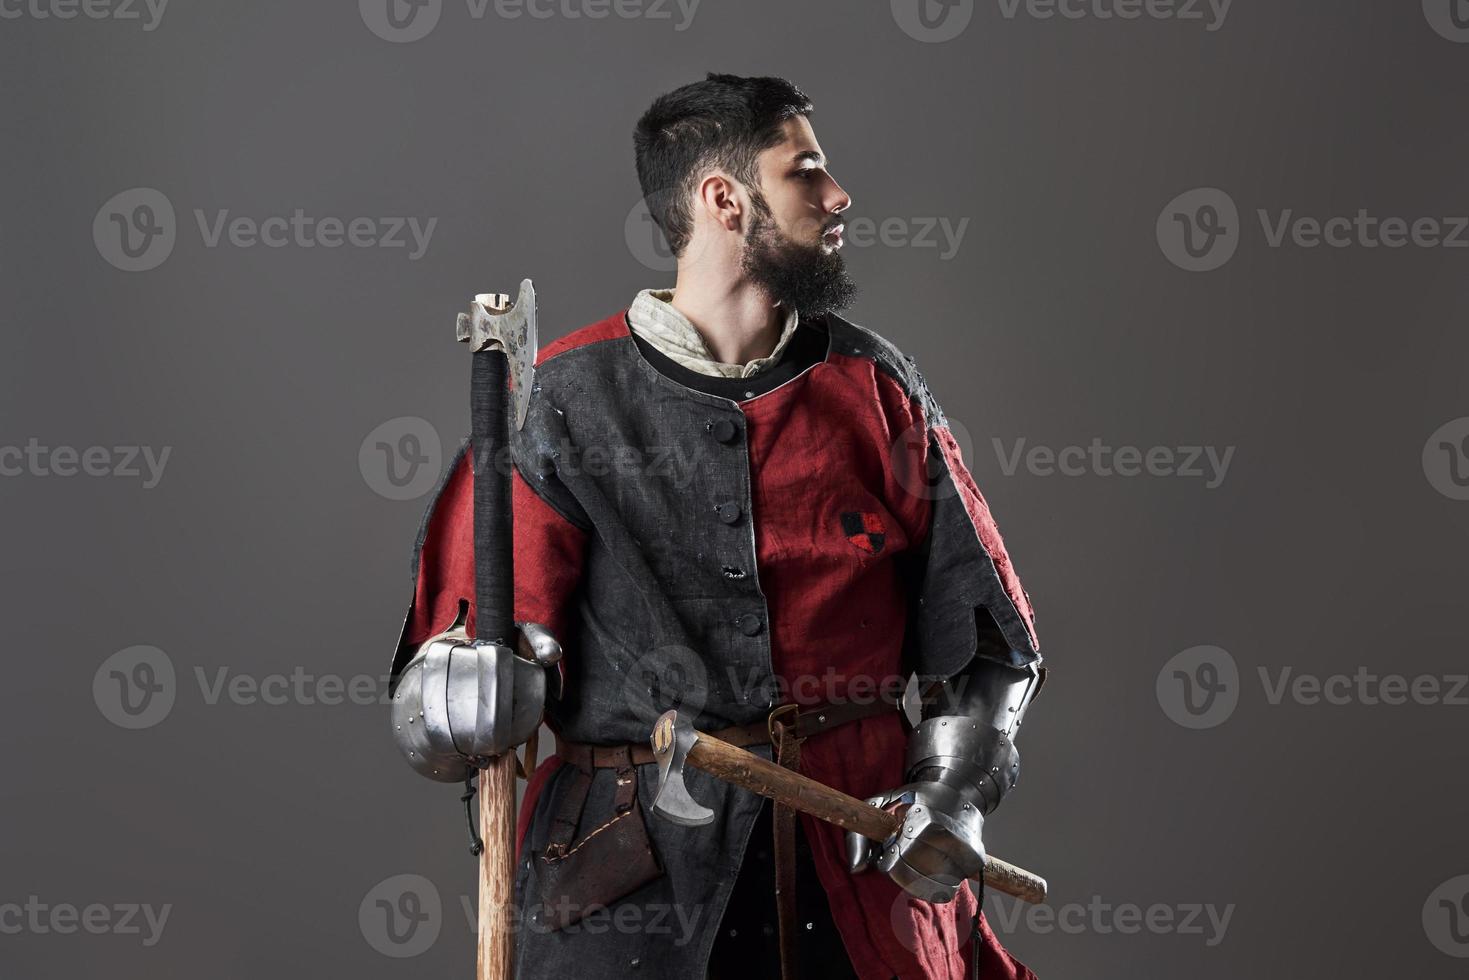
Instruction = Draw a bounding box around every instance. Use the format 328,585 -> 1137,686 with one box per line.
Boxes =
823,222 -> 845,244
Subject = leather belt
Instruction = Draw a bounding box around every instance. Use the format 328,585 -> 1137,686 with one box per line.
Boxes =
552,694 -> 903,770
552,694 -> 906,980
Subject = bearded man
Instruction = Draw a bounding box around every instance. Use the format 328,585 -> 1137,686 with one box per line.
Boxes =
389,73 -> 1046,980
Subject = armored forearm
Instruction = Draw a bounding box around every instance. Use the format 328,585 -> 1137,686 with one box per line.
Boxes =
905,649 -> 1045,816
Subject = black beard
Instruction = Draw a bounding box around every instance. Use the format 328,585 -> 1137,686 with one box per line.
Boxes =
740,204 -> 857,321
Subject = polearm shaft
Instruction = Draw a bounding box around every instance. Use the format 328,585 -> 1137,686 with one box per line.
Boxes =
472,347 -> 516,980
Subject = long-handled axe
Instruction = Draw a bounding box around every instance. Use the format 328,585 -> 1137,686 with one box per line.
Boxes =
649,709 -> 1048,905
456,279 -> 539,980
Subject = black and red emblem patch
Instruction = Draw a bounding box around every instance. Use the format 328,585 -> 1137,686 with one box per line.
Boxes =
840,511 -> 886,555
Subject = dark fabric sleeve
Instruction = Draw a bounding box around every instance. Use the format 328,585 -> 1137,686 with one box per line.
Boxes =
899,377 -> 1041,682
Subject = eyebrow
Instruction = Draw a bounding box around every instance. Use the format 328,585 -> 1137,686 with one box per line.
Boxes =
792,150 -> 825,167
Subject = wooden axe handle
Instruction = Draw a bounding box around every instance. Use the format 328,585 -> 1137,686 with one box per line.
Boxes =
684,726 -> 1048,905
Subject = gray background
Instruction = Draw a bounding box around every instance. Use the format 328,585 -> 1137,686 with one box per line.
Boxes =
3,0 -> 1468,977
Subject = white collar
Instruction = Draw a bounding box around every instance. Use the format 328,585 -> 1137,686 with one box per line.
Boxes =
627,288 -> 799,379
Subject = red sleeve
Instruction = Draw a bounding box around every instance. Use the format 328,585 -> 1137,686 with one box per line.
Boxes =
404,447 -> 588,648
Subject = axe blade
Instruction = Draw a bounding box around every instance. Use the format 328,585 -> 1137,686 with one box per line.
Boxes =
650,710 -> 715,827
457,277 -> 537,431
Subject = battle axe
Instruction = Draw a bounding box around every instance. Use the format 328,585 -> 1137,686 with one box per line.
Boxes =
650,709 -> 1048,905
456,279 -> 538,980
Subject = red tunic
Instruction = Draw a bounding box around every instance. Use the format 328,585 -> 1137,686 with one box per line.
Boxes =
405,311 -> 1039,979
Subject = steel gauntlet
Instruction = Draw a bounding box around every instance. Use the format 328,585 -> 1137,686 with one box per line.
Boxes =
847,650 -> 1044,903
388,601 -> 562,783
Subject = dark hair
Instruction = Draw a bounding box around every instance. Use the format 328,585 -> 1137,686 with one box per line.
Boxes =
633,73 -> 814,258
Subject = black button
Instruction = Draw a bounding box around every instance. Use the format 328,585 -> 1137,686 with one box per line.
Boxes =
709,418 -> 739,444
735,614 -> 763,636
714,500 -> 741,524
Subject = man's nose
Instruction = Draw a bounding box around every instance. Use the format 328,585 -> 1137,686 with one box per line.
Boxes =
827,179 -> 852,215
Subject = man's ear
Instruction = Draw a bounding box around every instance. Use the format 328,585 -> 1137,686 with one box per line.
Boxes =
696,172 -> 744,233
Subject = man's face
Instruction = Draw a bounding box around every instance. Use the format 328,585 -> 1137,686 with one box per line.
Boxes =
752,116 -> 852,253
738,116 -> 857,318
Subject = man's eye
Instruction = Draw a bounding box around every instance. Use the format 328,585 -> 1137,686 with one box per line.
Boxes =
795,170 -> 818,180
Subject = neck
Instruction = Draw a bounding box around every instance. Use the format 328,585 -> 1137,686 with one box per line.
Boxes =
666,269 -> 783,366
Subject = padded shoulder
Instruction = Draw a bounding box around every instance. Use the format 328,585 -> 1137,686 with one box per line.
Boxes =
824,312 -> 946,429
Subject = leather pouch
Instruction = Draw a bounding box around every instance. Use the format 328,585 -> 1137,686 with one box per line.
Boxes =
531,749 -> 664,930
